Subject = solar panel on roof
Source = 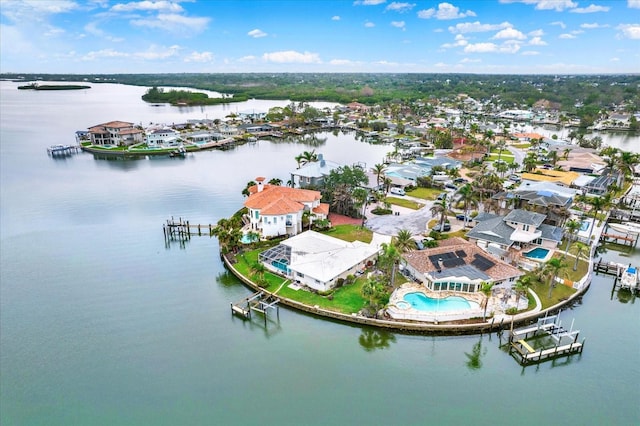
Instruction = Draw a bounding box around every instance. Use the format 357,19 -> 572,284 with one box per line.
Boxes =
455,250 -> 467,258
443,258 -> 465,268
471,254 -> 495,271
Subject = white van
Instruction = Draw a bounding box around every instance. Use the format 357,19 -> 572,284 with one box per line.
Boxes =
390,187 -> 406,196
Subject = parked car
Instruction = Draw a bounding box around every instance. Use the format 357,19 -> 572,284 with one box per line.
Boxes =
508,174 -> 521,183
414,239 -> 425,250
432,222 -> 451,232
456,214 -> 472,221
453,177 -> 468,184
445,183 -> 458,190
436,192 -> 447,201
389,187 -> 406,196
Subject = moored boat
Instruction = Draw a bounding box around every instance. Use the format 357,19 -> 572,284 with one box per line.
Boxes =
620,266 -> 638,290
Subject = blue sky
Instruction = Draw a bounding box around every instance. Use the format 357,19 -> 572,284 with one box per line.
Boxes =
1,0 -> 639,74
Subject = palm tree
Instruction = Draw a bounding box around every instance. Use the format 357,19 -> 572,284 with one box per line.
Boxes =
563,218 -> 582,255
455,184 -> 479,227
614,150 -> 640,188
250,262 -> 267,286
378,242 -> 402,287
495,161 -> 509,178
296,149 -> 318,167
372,163 -> 387,188
268,177 -> 282,186
523,151 -> 538,172
568,240 -> 590,272
430,194 -> 452,230
480,281 -> 494,320
544,257 -> 568,298
242,180 -> 256,197
394,229 -> 415,253
586,194 -> 611,242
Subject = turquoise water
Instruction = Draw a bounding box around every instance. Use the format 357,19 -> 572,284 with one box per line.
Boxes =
581,220 -> 590,231
240,233 -> 257,244
524,247 -> 550,259
1,81 -> 639,426
403,292 -> 478,312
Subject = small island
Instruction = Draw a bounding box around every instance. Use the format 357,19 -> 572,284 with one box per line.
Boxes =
18,82 -> 91,90
141,86 -> 247,106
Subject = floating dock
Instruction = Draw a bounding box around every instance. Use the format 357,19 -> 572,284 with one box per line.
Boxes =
508,312 -> 584,366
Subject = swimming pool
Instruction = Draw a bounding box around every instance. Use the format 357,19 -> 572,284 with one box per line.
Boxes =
524,247 -> 550,260
402,292 -> 479,312
240,233 -> 258,244
580,220 -> 590,232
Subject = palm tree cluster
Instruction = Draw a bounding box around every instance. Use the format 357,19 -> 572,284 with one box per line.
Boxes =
211,216 -> 243,254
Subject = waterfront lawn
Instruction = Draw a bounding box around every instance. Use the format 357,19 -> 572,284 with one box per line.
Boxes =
385,196 -> 424,210
406,187 -> 443,200
323,224 -> 373,243
512,143 -> 531,149
234,249 -> 367,314
530,279 -> 576,310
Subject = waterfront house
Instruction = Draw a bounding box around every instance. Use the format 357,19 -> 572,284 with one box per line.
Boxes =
466,209 -> 563,262
290,154 -> 341,188
88,121 -> 144,146
258,230 -> 381,292
402,237 -> 523,293
146,127 -> 181,147
244,177 -> 329,238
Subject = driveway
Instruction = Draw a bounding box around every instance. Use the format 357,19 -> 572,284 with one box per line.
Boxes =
364,195 -> 434,237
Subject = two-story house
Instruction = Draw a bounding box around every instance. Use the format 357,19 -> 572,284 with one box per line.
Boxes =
88,121 -> 144,146
290,154 -> 341,188
244,177 -> 329,238
146,127 -> 181,147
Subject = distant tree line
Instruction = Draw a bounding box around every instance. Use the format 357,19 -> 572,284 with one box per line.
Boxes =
5,73 -> 639,113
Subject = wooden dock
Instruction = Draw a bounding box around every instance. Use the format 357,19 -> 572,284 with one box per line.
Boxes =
47,144 -> 80,156
231,291 -> 280,325
508,312 -> 584,366
593,258 -> 627,278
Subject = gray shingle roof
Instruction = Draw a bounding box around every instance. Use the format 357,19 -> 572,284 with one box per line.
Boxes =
538,223 -> 563,242
504,209 -> 546,227
466,217 -> 514,246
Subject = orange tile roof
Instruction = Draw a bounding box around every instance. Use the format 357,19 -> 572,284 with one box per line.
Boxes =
313,203 -> 330,216
244,185 -> 321,215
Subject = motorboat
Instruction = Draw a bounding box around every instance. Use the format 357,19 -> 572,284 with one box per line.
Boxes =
607,222 -> 640,235
620,265 -> 638,290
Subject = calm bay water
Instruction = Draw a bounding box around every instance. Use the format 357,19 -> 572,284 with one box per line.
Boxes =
1,81 -> 638,426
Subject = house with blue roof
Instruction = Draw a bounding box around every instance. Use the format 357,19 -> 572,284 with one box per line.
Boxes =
290,153 -> 341,188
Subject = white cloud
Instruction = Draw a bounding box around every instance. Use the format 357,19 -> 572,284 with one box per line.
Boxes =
111,1 -> 183,13
459,57 -> 480,63
262,50 -> 321,63
238,55 -> 257,62
493,27 -> 526,40
559,33 -> 576,39
248,29 -> 267,38
529,36 -> 547,45
629,0 -> 640,9
529,29 -> 544,37
1,0 -> 79,22
521,50 -> 540,55
184,51 -> 214,62
448,21 -> 512,34
134,44 -> 181,59
331,15 -> 341,20
418,2 -> 476,20
131,13 -> 210,35
82,48 -> 129,61
581,23 -> 609,29
364,21 -> 375,27
464,42 -> 497,53
570,4 -> 610,13
354,0 -> 386,5
84,22 -> 125,42
617,24 -> 640,39
498,0 -> 577,12
464,41 -> 521,53
441,34 -> 468,48
610,57 -> 620,61
329,58 -> 363,66
385,2 -> 415,12
550,21 -> 566,29
391,21 -> 405,29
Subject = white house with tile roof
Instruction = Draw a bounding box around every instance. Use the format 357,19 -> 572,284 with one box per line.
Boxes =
244,177 -> 329,238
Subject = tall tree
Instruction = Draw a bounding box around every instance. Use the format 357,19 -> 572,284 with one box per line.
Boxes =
455,183 -> 479,227
394,229 -> 415,253
544,257 -> 568,298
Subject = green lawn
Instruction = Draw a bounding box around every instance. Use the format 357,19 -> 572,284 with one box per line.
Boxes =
323,224 -> 373,243
406,187 -> 443,200
487,154 -> 515,164
512,143 -> 531,149
385,196 -> 425,210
